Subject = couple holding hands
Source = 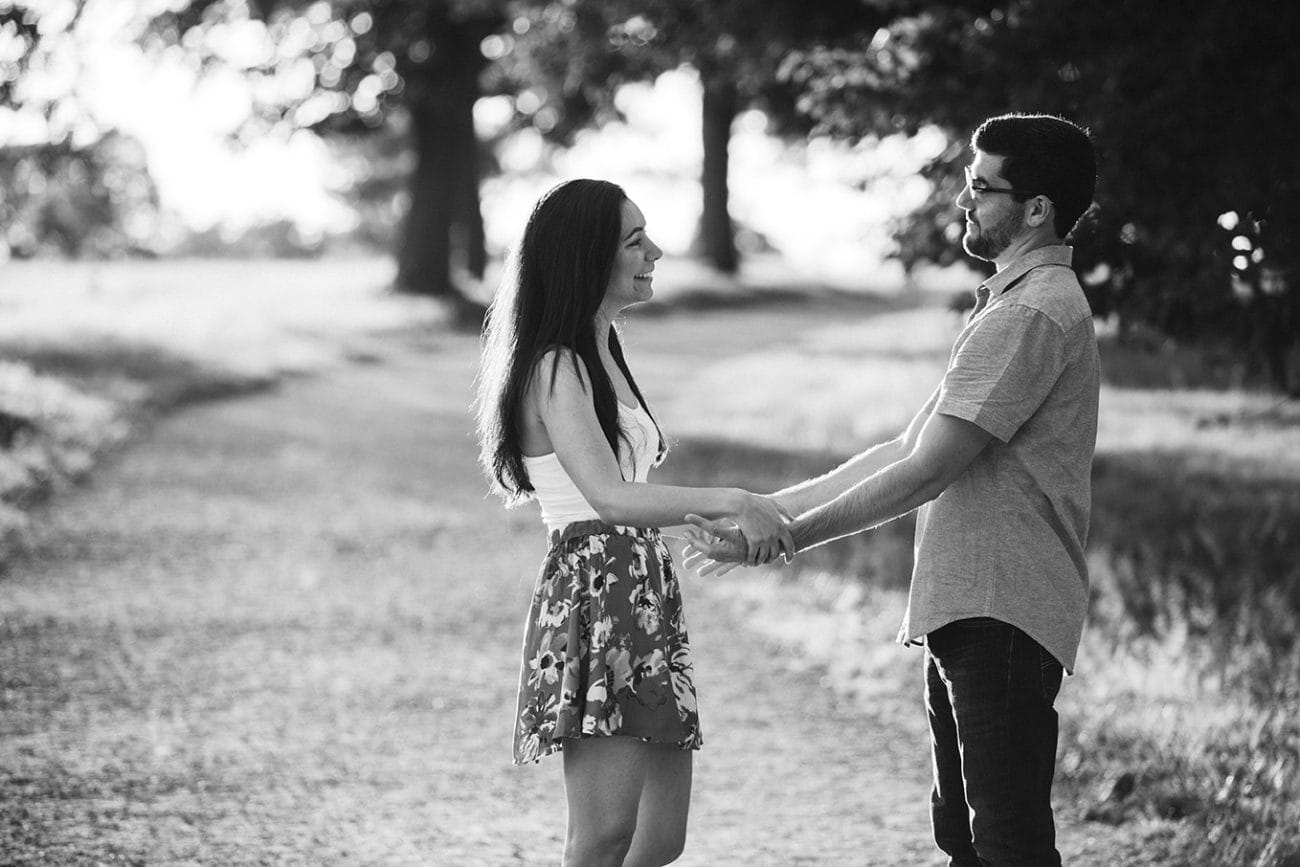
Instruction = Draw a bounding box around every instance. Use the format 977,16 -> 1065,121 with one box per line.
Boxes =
476,112 -> 1099,866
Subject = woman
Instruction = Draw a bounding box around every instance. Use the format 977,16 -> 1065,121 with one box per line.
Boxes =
476,178 -> 791,867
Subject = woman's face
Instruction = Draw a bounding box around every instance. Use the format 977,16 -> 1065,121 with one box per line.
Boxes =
604,199 -> 663,310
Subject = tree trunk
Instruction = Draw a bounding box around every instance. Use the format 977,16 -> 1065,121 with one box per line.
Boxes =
1255,293 -> 1295,394
397,96 -> 456,299
394,9 -> 496,312
1257,192 -> 1299,394
456,140 -> 488,280
698,71 -> 739,274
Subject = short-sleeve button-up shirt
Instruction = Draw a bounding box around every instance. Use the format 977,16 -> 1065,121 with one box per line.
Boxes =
897,245 -> 1099,671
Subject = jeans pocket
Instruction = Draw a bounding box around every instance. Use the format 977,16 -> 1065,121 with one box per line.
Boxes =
927,617 -> 1009,660
1039,650 -> 1064,704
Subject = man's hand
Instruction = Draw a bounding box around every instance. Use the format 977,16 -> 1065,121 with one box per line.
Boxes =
681,513 -> 794,576
731,492 -> 795,566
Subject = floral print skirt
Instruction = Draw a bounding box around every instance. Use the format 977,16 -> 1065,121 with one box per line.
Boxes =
513,520 -> 703,765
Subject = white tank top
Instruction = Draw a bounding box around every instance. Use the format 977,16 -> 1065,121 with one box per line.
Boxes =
523,400 -> 661,534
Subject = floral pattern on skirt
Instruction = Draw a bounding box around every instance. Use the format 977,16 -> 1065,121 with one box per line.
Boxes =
513,520 -> 702,764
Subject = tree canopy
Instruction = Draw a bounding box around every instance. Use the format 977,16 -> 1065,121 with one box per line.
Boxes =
785,0 -> 1300,389
499,0 -> 884,272
4,0 -> 1296,384
0,2 -> 160,257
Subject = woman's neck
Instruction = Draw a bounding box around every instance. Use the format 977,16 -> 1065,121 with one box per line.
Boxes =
591,314 -> 631,400
593,304 -> 616,340
592,312 -> 615,364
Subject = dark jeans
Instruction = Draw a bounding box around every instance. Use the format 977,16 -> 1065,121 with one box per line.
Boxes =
925,617 -> 1064,867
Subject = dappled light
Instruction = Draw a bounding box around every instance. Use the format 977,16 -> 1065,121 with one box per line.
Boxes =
2,0 -> 1298,864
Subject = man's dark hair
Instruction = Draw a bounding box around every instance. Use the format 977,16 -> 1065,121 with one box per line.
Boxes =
972,114 -> 1097,238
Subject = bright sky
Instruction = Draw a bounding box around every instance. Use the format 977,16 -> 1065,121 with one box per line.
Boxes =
1,3 -> 950,279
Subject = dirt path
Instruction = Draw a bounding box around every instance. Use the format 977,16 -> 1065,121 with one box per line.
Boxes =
3,321 -> 1138,865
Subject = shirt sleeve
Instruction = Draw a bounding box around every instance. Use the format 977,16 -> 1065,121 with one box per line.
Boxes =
934,305 -> 1066,443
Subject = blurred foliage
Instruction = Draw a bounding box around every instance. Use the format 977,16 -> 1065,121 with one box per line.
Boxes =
0,0 -> 504,287
145,0 -> 891,283
782,0 -> 1300,392
1090,454 -> 1300,697
0,357 -> 125,553
0,3 -> 162,258
1059,700 -> 1299,866
0,133 -> 160,258
667,433 -> 1300,699
0,335 -> 276,566
494,0 -> 887,273
662,431 -> 1300,865
146,0 -> 504,308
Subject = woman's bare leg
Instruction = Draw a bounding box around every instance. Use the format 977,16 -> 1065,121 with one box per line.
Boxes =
563,737 -> 650,867
561,738 -> 693,867
623,743 -> 692,866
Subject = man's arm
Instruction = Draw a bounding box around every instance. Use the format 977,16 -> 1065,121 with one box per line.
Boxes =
772,387 -> 941,516
789,411 -> 991,551
684,409 -> 992,574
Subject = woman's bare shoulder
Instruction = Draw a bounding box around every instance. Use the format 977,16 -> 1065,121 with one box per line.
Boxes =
530,345 -> 592,396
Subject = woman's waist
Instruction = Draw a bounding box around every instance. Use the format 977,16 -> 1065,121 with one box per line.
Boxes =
547,520 -> 663,548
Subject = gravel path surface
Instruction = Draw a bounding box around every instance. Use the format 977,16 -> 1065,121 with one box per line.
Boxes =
3,325 -> 1145,865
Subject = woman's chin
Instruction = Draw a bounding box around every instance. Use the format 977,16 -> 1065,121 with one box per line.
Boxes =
605,281 -> 654,312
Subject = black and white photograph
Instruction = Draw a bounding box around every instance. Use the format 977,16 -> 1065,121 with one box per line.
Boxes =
1,1 -> 1297,864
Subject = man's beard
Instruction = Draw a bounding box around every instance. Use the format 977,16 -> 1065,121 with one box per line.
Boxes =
963,209 -> 1025,261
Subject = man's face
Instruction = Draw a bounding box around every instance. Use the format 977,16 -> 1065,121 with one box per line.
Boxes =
955,151 -> 1027,261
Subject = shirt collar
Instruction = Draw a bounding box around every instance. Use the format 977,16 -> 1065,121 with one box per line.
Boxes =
982,245 -> 1074,297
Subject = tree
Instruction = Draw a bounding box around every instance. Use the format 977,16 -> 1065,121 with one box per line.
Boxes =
151,0 -> 506,320
0,2 -> 161,257
784,0 -> 1300,391
501,0 -> 884,274
0,135 -> 160,258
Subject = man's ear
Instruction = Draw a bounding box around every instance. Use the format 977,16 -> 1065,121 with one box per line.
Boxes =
1024,196 -> 1052,229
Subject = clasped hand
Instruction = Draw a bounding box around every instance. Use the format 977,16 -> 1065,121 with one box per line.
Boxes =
683,493 -> 794,577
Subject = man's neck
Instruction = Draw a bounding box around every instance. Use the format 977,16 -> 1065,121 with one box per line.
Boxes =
993,233 -> 1061,271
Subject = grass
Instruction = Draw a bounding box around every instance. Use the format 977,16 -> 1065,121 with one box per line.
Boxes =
645,300 -> 1300,867
4,256 -> 1297,863
0,256 -> 444,569
0,341 -> 274,564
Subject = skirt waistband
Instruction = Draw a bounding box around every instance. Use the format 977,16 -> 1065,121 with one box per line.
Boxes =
548,520 -> 661,547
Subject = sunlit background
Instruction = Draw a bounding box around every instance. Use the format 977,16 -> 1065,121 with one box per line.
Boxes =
1,10 -> 948,284
2,1 -> 1298,864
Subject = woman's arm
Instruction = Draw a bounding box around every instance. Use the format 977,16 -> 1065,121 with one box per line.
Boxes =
532,350 -> 793,562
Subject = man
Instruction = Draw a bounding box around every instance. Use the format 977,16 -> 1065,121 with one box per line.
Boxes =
685,113 -> 1099,866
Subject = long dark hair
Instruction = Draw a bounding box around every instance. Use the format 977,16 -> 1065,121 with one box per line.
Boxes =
475,178 -> 665,504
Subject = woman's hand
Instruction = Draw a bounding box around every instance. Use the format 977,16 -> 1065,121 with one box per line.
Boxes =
682,517 -> 746,577
729,491 -> 795,566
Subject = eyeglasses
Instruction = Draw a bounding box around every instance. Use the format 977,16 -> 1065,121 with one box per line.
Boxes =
963,166 -> 1042,199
